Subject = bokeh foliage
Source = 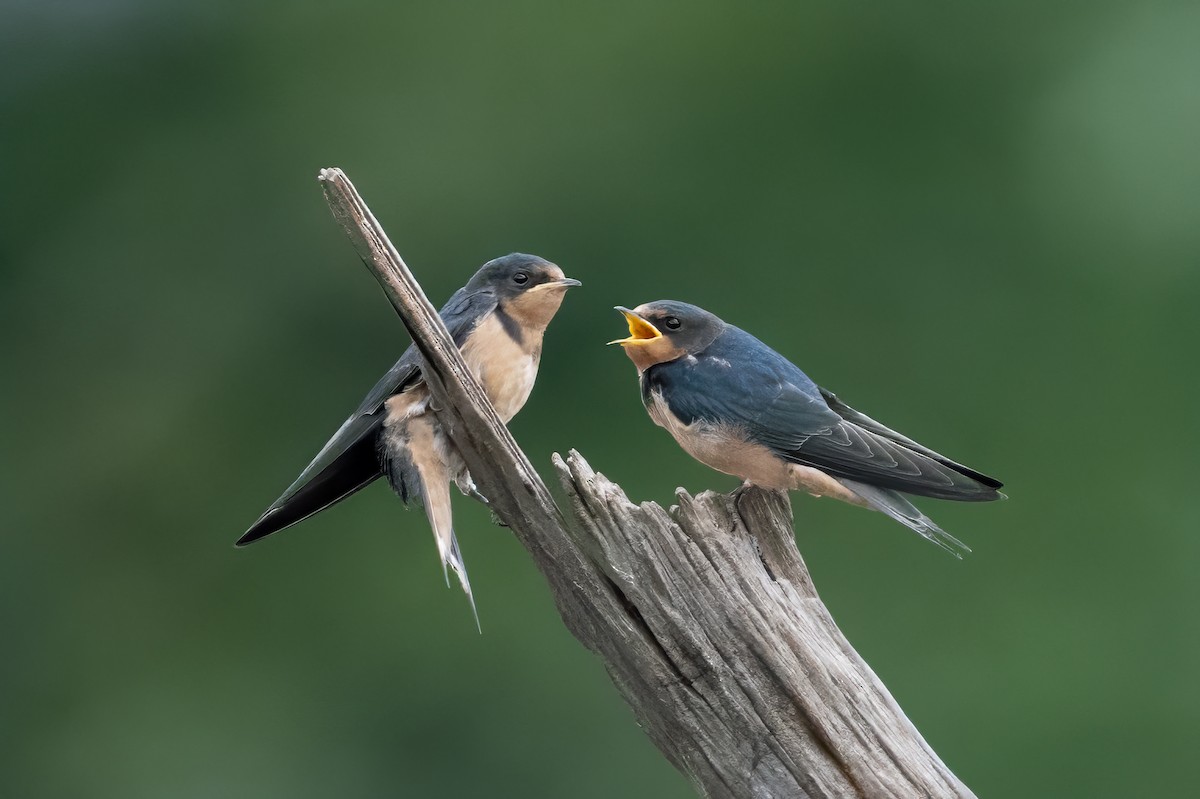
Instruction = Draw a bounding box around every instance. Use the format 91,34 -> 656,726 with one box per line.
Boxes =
3,1 -> 1198,796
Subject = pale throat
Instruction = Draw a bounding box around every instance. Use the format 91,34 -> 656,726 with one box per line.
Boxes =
623,339 -> 686,372
504,286 -> 568,335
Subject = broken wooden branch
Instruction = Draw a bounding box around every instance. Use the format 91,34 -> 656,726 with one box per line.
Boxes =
316,167 -> 977,799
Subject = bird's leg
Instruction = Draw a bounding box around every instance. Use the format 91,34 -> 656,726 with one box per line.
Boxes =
453,469 -> 508,527
454,471 -> 489,505
730,479 -> 760,516
451,470 -> 506,525
730,479 -> 755,501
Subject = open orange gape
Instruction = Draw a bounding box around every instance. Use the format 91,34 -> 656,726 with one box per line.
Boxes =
608,306 -> 662,346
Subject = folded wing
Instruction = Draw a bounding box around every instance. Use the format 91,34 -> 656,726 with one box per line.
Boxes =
656,328 -> 1003,503
818,388 -> 1002,490
237,287 -> 497,545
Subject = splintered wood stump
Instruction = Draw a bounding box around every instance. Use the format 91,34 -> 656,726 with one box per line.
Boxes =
316,167 -> 977,799
554,454 -> 974,798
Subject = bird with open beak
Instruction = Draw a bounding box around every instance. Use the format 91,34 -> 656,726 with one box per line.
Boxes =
610,301 -> 1003,555
238,253 -> 581,626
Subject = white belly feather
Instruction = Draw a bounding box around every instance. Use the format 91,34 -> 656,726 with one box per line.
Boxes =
644,389 -> 791,489
644,388 -> 865,504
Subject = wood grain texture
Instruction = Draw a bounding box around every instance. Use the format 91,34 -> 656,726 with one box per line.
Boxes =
317,167 -> 976,799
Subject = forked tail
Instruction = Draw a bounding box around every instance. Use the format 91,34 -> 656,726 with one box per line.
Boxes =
838,478 -> 972,558
420,475 -> 480,631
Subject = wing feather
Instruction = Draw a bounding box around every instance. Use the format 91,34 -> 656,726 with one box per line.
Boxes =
651,326 -> 1002,502
818,388 -> 1003,489
272,286 -> 495,504
239,286 -> 497,544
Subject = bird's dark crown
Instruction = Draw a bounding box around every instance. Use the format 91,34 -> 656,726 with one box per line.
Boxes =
467,253 -> 581,333
630,301 -> 725,351
467,253 -> 568,299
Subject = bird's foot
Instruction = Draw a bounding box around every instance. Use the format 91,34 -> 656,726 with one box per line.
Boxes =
730,480 -> 760,514
455,473 -> 490,505
455,472 -> 505,526
730,479 -> 755,501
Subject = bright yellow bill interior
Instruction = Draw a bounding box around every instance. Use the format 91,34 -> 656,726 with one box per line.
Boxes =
608,310 -> 662,346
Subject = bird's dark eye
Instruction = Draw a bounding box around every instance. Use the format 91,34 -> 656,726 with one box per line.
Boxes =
513,272 -> 529,285
664,316 -> 682,330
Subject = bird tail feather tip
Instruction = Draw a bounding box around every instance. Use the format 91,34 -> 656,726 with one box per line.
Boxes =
423,480 -> 482,632
840,479 -> 972,558
444,533 -> 481,633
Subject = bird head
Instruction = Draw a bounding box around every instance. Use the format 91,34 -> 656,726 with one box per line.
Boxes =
471,253 -> 581,329
609,300 -> 725,372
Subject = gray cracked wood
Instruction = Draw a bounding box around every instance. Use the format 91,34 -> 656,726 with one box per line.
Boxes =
317,167 -> 977,799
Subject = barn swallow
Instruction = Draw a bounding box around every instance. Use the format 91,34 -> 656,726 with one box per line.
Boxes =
610,301 -> 1003,556
238,253 -> 580,625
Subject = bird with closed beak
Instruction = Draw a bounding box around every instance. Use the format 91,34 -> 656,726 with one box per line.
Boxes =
238,253 -> 581,626
610,301 -> 1003,555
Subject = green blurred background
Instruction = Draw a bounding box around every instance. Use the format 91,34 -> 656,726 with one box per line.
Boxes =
3,1 -> 1197,796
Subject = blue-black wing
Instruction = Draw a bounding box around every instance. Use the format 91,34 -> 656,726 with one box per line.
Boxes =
817,387 -> 1002,491
237,287 -> 498,545
650,326 -> 1002,501
646,327 -> 839,451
